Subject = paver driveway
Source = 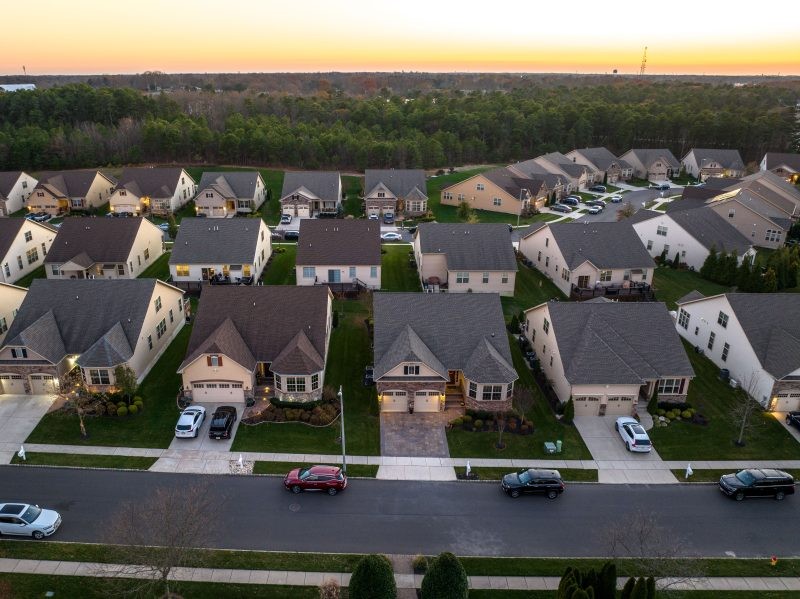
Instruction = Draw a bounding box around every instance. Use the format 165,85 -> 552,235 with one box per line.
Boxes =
380,412 -> 452,457
167,402 -> 242,452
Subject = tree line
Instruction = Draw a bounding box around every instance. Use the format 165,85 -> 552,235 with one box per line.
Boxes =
699,245 -> 800,292
0,82 -> 796,172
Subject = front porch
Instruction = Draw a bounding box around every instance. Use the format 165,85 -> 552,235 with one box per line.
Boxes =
570,282 -> 655,302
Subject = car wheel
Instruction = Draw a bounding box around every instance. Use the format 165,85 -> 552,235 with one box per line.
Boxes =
775,491 -> 785,501
327,487 -> 338,496
510,489 -> 520,498
614,422 -> 619,431
546,490 -> 558,500
32,530 -> 44,540
734,491 -> 745,501
626,442 -> 631,451
292,485 -> 302,494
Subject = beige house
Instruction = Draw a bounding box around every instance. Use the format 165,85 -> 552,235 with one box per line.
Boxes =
296,220 -> 381,289
413,223 -> 517,295
195,171 -> 266,217
681,148 -> 746,181
440,167 -> 546,216
364,169 -> 428,218
618,149 -> 681,181
0,283 -> 27,345
177,286 -> 333,404
565,148 -> 633,183
0,279 -> 185,394
0,171 -> 37,216
0,218 -> 57,284
26,170 -> 116,216
280,171 -> 342,218
507,160 -> 569,199
109,167 -> 196,217
529,152 -> 598,190
524,299 -> 694,416
45,217 -> 164,279
760,152 -> 800,184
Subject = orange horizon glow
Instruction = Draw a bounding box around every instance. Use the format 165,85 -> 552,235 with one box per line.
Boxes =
1,1 -> 798,77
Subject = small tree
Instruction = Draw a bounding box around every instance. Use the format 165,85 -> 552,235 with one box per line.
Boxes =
658,248 -> 668,265
562,397 -> 575,424
513,386 -> 535,424
699,246 -> 718,280
647,386 -> 659,415
508,314 -> 520,334
456,200 -> 473,222
114,364 -> 138,405
557,562 -> 617,599
167,212 -> 178,240
672,252 -> 681,268
421,552 -> 468,599
732,374 -> 763,447
616,202 -> 636,221
348,554 -> 396,599
318,578 -> 340,599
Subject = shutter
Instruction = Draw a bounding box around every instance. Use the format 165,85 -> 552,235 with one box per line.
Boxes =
218,356 -> 223,367
206,356 -> 212,367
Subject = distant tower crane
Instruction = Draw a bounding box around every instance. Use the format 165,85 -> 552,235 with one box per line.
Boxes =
639,47 -> 648,78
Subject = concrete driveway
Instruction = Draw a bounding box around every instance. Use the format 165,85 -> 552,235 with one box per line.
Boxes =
167,402 -> 242,452
0,394 -> 57,461
773,411 -> 800,444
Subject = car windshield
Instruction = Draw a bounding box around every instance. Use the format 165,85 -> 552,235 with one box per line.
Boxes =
176,424 -> 192,431
517,470 -> 532,484
20,505 -> 41,524
299,468 -> 311,480
735,470 -> 756,486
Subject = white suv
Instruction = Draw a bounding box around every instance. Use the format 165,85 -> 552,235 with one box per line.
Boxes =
0,503 -> 61,539
615,416 -> 652,452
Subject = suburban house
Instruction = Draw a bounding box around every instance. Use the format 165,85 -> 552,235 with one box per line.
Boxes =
439,167 -> 547,216
0,218 -> 57,284
524,299 -> 694,415
519,222 -> 656,300
617,149 -> 681,181
529,152 -> 597,190
565,148 -> 633,183
508,160 -> 568,199
674,292 -> 800,411
296,219 -> 381,289
364,169 -> 428,218
108,167 -> 196,216
0,283 -> 27,344
280,171 -> 342,218
25,170 -> 116,216
681,148 -> 746,181
0,171 -> 37,216
177,286 -> 333,404
195,171 -> 266,217
0,278 -> 185,394
44,217 -> 164,280
760,152 -> 800,184
629,207 -> 754,270
373,293 -> 518,413
413,223 -> 517,295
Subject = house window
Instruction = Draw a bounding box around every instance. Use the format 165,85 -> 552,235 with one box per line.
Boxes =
404,364 -> 420,376
156,318 -> 167,339
765,229 -> 781,243
169,309 -> 174,323
144,248 -> 150,260
678,308 -> 690,329
51,265 -> 60,276
482,272 -> 489,284
537,251 -> 541,262
0,318 -> 6,334
545,237 -> 549,247
349,267 -> 356,278
377,192 -> 385,198
11,348 -> 28,358
274,374 -> 282,390
36,191 -> 44,197
642,271 -> 647,281
646,240 -> 653,251
623,270 -> 630,281
599,270 -> 612,282
663,244 -> 670,255
657,225 -> 668,237
657,378 -> 682,394
543,318 -> 550,334
89,369 -> 111,385
476,183 -> 485,191
707,331 -> 715,350
24,231 -> 32,242
119,190 -> 127,196
545,257 -> 549,267
147,335 -> 153,350
302,267 -> 316,279
370,266 -> 378,278
154,296 -> 162,312
176,264 -> 189,277
129,262 -> 133,272
561,268 -> 570,281
482,385 -> 503,401
501,272 -> 508,284
17,256 -> 23,269
531,328 -> 536,343
456,272 -> 469,284
468,382 -> 477,398
4,264 -> 9,277
722,342 -> 730,362
209,355 -> 220,367
506,383 -> 513,399
728,209 -> 735,218
493,197 -> 502,206
443,192 -> 453,201
137,255 -> 141,266
311,373 -> 319,391
41,242 -> 46,256
717,311 -> 729,328
549,356 -> 553,366
457,194 -> 465,201
205,192 -> 213,198
286,377 -> 306,392
25,248 -> 38,265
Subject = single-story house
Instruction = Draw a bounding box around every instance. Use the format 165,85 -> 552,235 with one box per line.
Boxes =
0,278 -> 185,394
373,293 -> 518,413
507,160 -> 569,198
524,299 -> 694,415
177,286 -> 333,404
0,283 -> 27,345
617,149 -> 680,181
530,152 -> 597,190
0,171 -> 37,216
364,169 -> 428,218
280,171 -> 342,218
681,148 -> 746,181
195,171 -> 266,218
565,147 -> 633,183
109,167 -> 196,217
25,170 -> 116,216
0,218 -> 57,284
760,152 -> 800,184
439,167 -> 547,216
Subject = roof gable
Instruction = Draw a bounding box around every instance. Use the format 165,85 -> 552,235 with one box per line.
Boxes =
197,171 -> 262,200
542,222 -> 656,270
364,169 -> 426,199
281,171 -> 340,203
116,167 -> 189,198
36,170 -> 115,197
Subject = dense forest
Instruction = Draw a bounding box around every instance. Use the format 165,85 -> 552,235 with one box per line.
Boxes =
0,81 -> 798,171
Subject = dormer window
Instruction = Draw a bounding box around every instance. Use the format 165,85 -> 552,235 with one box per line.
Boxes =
377,192 -> 385,198
119,190 -> 127,196
403,364 -> 420,376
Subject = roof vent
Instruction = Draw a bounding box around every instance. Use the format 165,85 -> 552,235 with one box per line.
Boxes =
75,295 -> 79,300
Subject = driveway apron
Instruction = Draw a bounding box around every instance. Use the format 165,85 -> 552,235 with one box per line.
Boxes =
380,412 -> 451,458
0,394 -> 56,461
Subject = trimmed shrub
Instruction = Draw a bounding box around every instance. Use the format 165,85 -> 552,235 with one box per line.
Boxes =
657,409 -> 666,416
421,552 -> 468,599
127,404 -> 139,415
562,398 -> 575,424
134,400 -> 144,411
106,404 -> 117,416
462,414 -> 473,424
348,554 -> 396,599
473,419 -> 483,430
681,410 -> 692,419
117,401 -> 127,408
450,417 -> 464,426
117,406 -> 128,417
412,554 -> 428,574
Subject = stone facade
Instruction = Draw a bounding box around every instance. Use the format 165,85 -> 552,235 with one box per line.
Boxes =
0,363 -> 60,394
464,396 -> 513,413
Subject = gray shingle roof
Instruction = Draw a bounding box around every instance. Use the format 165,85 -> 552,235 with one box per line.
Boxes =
170,218 -> 264,265
35,170 -> 115,197
508,160 -> 567,190
116,167 -> 189,198
632,208 -> 751,254
365,169 -> 427,199
763,152 -> 800,172
686,148 -> 745,170
197,171 -> 262,200
77,321 -> 133,368
281,171 -> 341,203
296,220 -> 381,266
481,167 -> 544,200
373,293 -> 517,384
0,171 -> 26,198
572,148 -> 632,172
45,217 -> 153,265
622,149 -> 680,169
725,171 -> 800,216
545,301 -> 694,385
271,330 -> 325,374
417,223 -> 517,272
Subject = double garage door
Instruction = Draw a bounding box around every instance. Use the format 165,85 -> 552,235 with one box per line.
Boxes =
0,374 -> 57,395
192,382 -> 245,403
572,396 -> 634,416
381,390 -> 440,413
774,393 -> 800,412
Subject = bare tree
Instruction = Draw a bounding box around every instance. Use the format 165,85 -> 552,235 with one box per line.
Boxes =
114,365 -> 138,405
512,387 -> 535,425
616,202 -> 636,221
730,373 -> 763,447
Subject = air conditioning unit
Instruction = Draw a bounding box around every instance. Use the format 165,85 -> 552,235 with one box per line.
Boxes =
729,379 -> 739,389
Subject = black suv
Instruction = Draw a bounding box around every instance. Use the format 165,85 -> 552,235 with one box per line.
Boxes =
208,406 -> 237,440
785,411 -> 800,431
501,468 -> 564,499
718,468 -> 795,501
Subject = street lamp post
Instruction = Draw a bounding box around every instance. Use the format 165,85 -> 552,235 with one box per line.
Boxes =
338,385 -> 347,474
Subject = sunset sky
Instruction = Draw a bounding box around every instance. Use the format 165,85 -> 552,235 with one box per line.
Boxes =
1,0 -> 798,76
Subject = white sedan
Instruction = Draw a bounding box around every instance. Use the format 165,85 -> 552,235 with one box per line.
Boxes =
0,503 -> 61,539
380,232 -> 403,242
615,416 -> 652,452
174,406 -> 207,438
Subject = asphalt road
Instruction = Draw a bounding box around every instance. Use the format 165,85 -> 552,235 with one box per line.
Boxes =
3,467 -> 799,557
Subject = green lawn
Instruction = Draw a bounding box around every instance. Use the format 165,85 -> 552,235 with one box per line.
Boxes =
137,251 -> 171,281
501,259 -> 565,321
254,461 -> 379,477
25,324 -> 193,448
10,452 -> 156,469
457,466 -> 597,482
653,266 -> 731,309
648,339 -> 800,461
672,468 -> 800,482
342,174 -> 364,217
261,244 -> 297,285
232,298 -> 380,455
14,264 -> 46,288
381,244 -> 421,291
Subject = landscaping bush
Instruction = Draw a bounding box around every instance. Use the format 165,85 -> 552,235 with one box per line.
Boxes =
507,418 -> 518,431
106,403 -> 117,416
117,406 -> 128,417
421,552 -> 468,599
450,417 -> 464,426
657,409 -> 666,416
412,554 -> 429,574
657,400 -> 692,411
473,419 -> 483,430
681,409 -> 692,419
134,400 -> 143,411
348,554 -> 396,599
462,414 -> 473,424
117,401 -> 127,408
127,404 -> 138,415
562,398 -> 575,424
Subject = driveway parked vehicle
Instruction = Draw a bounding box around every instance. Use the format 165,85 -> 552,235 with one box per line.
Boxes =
280,214 -> 293,225
283,230 -> 299,241
589,185 -> 607,192
615,416 -> 652,452
0,503 -> 61,539
550,204 -> 573,213
381,232 -> 403,242
501,469 -> 564,499
363,366 -> 375,386
368,214 -> 379,220
565,195 -> 581,202
785,412 -> 800,431
609,195 -> 623,203
561,197 -> 579,206
719,469 -> 795,501
174,406 -> 206,438
208,406 -> 237,440
383,215 -> 395,224
284,465 -> 348,495
586,206 -> 602,215
649,183 -> 671,190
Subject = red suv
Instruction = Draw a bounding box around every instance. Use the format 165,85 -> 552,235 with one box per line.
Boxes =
284,465 -> 348,496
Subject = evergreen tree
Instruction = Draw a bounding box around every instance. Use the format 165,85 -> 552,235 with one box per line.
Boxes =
736,255 -> 754,291
562,398 -> 575,424
421,552 -> 468,599
722,251 -> 739,285
349,555 -> 396,599
763,267 -> 778,292
700,246 -> 718,280
672,252 -> 681,268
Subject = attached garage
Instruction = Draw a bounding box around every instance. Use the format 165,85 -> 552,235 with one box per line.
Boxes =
381,390 -> 408,412
191,382 -> 245,403
573,396 -> 600,416
604,396 -> 635,416
774,392 -> 800,412
29,374 -> 58,395
296,205 -> 310,218
414,390 -> 440,413
0,374 -> 26,395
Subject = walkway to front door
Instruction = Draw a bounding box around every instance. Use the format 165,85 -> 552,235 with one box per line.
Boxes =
380,411 -> 455,457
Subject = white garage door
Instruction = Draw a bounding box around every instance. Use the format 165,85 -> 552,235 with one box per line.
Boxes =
29,374 -> 58,395
605,396 -> 635,416
415,390 -> 440,413
297,205 -> 310,218
775,393 -> 800,412
573,396 -> 600,416
192,382 -> 245,403
381,390 -> 408,412
0,374 -> 25,395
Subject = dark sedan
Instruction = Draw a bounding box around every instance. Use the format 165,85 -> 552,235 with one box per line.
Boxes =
284,465 -> 348,495
208,406 -> 237,440
550,204 -> 573,214
718,468 -> 795,501
501,468 -> 564,499
785,411 -> 800,431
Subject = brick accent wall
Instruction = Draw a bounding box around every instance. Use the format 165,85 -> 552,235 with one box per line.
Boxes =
464,396 -> 512,413
1,364 -> 60,393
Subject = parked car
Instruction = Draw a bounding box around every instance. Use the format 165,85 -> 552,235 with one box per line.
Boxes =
208,406 -> 237,440
174,406 -> 206,438
501,468 -> 564,499
561,197 -> 580,206
381,232 -> 403,242
589,185 -> 607,193
586,206 -> 602,215
27,211 -> 52,222
0,503 -> 61,539
565,195 -> 581,202
649,182 -> 671,190
550,204 -> 573,214
786,411 -> 800,431
363,366 -> 375,386
283,230 -> 300,241
368,214 -> 379,220
383,214 -> 395,224
584,200 -> 604,208
609,195 -> 623,203
615,416 -> 652,452
157,222 -> 170,232
280,214 -> 293,225
718,468 -> 795,501
284,465 -> 348,495
406,226 -> 418,236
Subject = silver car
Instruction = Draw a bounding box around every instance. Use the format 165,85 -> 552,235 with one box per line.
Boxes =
615,416 -> 652,453
175,406 -> 207,438
0,503 -> 61,539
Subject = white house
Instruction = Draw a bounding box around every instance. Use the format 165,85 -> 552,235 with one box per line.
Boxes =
109,167 -> 196,217
681,148 -> 746,181
26,170 -> 116,216
0,171 -> 37,216
0,283 -> 27,344
0,219 -> 57,284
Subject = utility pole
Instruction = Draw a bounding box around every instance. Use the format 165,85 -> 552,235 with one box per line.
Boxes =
639,47 -> 648,79
338,385 -> 346,474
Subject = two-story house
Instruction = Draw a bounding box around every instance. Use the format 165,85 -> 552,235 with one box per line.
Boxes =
109,167 -> 196,217
0,283 -> 27,345
439,167 -> 547,216
617,149 -> 681,182
280,171 -> 342,218
0,219 -> 56,284
681,148 -> 746,181
529,152 -> 597,190
507,160 -> 569,199
760,152 -> 800,184
0,171 -> 37,216
364,169 -> 428,218
26,170 -> 116,216
565,148 -> 633,183
195,171 -> 266,217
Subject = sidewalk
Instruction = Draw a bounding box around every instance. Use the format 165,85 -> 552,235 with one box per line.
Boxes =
1,558 -> 799,592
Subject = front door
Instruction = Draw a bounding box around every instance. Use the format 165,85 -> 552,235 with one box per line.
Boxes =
577,275 -> 590,288
328,269 -> 341,283
201,268 -> 215,281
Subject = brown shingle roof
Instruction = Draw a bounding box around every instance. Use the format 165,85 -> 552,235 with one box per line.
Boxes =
296,220 -> 381,266
44,217 -> 154,265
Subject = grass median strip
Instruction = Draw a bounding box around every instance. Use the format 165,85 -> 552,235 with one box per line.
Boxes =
10,452 -> 157,470
671,468 -> 800,483
456,467 -> 598,483
253,461 -> 379,477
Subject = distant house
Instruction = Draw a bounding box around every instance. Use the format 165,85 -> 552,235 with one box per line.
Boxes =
524,299 -> 694,415
674,292 -> 800,411
26,170 -> 116,216
0,171 -> 37,216
44,218 -> 164,280
760,152 -> 800,184
0,279 -> 185,394
519,222 -> 655,300
0,218 -> 56,284
507,160 -> 569,198
373,293 -> 517,413
296,220 -> 381,289
413,223 -> 517,295
364,169 -> 428,218
528,152 -> 597,190
0,84 -> 36,92
617,149 -> 681,181
439,167 -> 547,216
0,283 -> 27,345
169,218 -> 271,290
108,167 -> 196,216
280,171 -> 342,218
565,148 -> 633,183
177,286 -> 333,404
195,171 -> 266,218
681,148 -> 746,181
